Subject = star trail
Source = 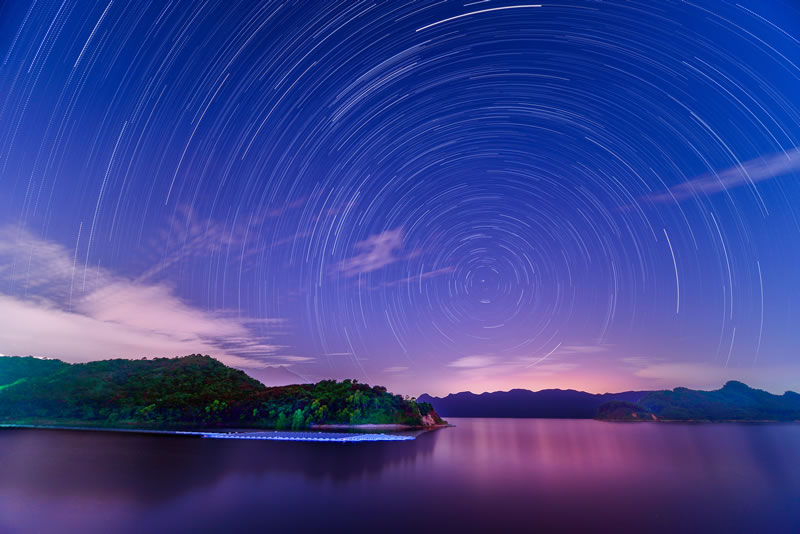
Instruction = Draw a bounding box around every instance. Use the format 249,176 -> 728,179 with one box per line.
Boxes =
1,0 -> 799,395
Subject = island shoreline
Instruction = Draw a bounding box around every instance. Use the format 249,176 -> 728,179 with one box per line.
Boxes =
0,423 -> 449,442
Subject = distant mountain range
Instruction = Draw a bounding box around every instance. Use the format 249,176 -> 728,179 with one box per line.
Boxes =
420,381 -> 800,422
418,388 -> 651,419
597,381 -> 800,422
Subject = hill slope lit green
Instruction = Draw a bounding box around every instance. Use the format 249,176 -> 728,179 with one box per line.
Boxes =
0,355 -> 444,430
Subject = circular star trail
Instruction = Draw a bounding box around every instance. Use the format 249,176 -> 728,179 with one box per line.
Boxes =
1,0 -> 799,393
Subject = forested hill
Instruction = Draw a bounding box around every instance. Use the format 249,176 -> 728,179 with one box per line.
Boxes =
0,356 -> 69,388
0,355 -> 444,430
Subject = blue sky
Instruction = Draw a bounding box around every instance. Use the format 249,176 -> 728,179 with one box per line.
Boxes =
1,0 -> 800,395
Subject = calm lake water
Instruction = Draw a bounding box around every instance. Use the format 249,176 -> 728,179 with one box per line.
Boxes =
1,418 -> 799,533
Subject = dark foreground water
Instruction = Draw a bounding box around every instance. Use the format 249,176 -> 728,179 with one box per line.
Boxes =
1,419 -> 799,533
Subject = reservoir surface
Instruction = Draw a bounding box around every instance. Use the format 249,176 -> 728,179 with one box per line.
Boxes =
1,418 -> 798,533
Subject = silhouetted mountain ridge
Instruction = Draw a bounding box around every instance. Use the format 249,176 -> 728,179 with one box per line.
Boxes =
418,388 -> 651,418
597,381 -> 800,421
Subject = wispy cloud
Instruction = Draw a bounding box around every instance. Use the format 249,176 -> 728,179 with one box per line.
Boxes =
557,344 -> 611,354
136,203 -> 310,283
0,294 -> 258,368
382,266 -> 455,287
444,352 -> 580,384
0,226 -> 288,371
274,355 -> 315,363
336,228 -> 405,276
0,225 -> 85,298
448,355 -> 498,368
647,147 -> 800,203
444,344 -> 611,381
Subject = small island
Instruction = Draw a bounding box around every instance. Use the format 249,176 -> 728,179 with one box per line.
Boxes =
596,381 -> 800,422
0,355 -> 446,431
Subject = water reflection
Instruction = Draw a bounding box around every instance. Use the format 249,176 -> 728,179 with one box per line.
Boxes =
0,428 -> 436,502
1,420 -> 799,533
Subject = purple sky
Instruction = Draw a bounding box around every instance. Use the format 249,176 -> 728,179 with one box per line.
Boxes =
2,0 -> 800,396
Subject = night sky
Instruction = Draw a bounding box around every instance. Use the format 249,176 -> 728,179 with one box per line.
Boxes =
1,0 -> 800,396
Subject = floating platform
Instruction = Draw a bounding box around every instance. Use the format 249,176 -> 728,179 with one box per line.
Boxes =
195,430 -> 415,442
1,424 -> 417,442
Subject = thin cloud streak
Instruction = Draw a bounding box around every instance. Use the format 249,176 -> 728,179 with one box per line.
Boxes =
381,266 -> 455,287
336,228 -> 405,276
646,147 -> 800,203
